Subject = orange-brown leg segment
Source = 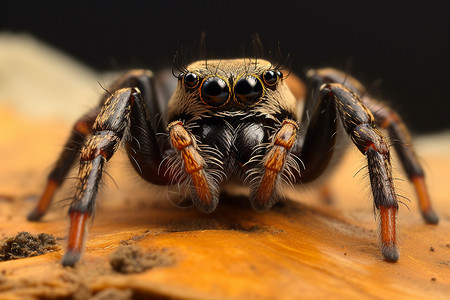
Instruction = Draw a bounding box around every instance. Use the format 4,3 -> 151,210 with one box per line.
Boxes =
168,121 -> 217,212
412,176 -> 437,222
63,211 -> 89,266
28,180 -> 59,220
251,119 -> 298,210
380,206 -> 398,261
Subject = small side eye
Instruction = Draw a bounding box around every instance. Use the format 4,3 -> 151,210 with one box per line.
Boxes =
276,70 -> 283,80
262,70 -> 281,86
183,72 -> 200,88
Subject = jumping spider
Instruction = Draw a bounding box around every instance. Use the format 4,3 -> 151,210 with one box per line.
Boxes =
28,58 -> 439,266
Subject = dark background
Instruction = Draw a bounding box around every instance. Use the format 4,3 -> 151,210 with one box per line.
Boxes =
1,1 -> 449,133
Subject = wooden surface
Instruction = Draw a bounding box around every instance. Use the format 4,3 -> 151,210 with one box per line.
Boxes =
0,35 -> 449,300
0,106 -> 449,300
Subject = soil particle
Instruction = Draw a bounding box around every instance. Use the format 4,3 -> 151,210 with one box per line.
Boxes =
109,245 -> 175,274
0,274 -> 14,293
71,283 -> 93,300
167,218 -> 225,232
90,288 -> 133,300
0,231 -> 59,261
0,195 -> 14,202
230,224 -> 263,233
429,246 -> 435,252
166,218 -> 281,234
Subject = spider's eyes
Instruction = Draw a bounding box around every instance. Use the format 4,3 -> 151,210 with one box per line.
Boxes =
262,70 -> 283,86
200,77 -> 230,107
276,70 -> 283,79
183,72 -> 200,88
234,75 -> 263,105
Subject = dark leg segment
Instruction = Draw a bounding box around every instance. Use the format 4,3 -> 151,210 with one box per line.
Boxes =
30,70 -> 171,221
330,83 -> 399,261
296,88 -> 338,182
30,69 -> 174,266
61,87 -> 167,266
28,108 -> 99,221
295,82 -> 400,261
62,88 -> 134,266
366,148 -> 399,261
124,87 -> 171,185
364,99 -> 439,224
307,68 -> 438,224
109,69 -> 168,135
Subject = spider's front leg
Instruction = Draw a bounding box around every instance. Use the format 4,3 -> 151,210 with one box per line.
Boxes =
29,69 -> 167,221
364,98 -> 439,224
290,83 -> 400,261
27,108 -> 99,221
325,84 -> 400,261
307,68 -> 439,224
62,87 -> 170,266
62,88 -> 135,266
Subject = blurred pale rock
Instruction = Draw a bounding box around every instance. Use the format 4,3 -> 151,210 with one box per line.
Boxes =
0,33 -> 100,122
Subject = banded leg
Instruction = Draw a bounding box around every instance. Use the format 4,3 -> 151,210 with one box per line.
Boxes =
295,83 -> 400,261
307,68 -> 438,224
62,89 -> 133,265
250,119 -> 298,211
28,108 -> 99,221
364,98 -> 439,224
61,87 -> 165,266
329,83 -> 399,261
29,69 -> 168,221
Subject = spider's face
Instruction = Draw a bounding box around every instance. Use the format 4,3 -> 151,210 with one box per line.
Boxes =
167,59 -> 297,122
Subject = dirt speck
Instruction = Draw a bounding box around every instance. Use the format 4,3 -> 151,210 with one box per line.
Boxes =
71,283 -> 93,300
109,245 -> 175,274
430,247 -> 435,252
90,288 -> 133,300
230,224 -> 263,232
0,194 -> 14,202
167,218 -> 224,232
0,232 -> 59,261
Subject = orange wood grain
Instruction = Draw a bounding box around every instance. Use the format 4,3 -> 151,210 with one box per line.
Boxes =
0,107 -> 449,300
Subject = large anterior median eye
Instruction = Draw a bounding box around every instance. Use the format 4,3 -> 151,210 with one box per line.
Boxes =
200,77 -> 230,107
234,76 -> 263,105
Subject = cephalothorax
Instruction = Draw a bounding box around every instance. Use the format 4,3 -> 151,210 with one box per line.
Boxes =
28,58 -> 439,266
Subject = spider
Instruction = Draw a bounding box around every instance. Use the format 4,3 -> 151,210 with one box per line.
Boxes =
28,57 -> 438,266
